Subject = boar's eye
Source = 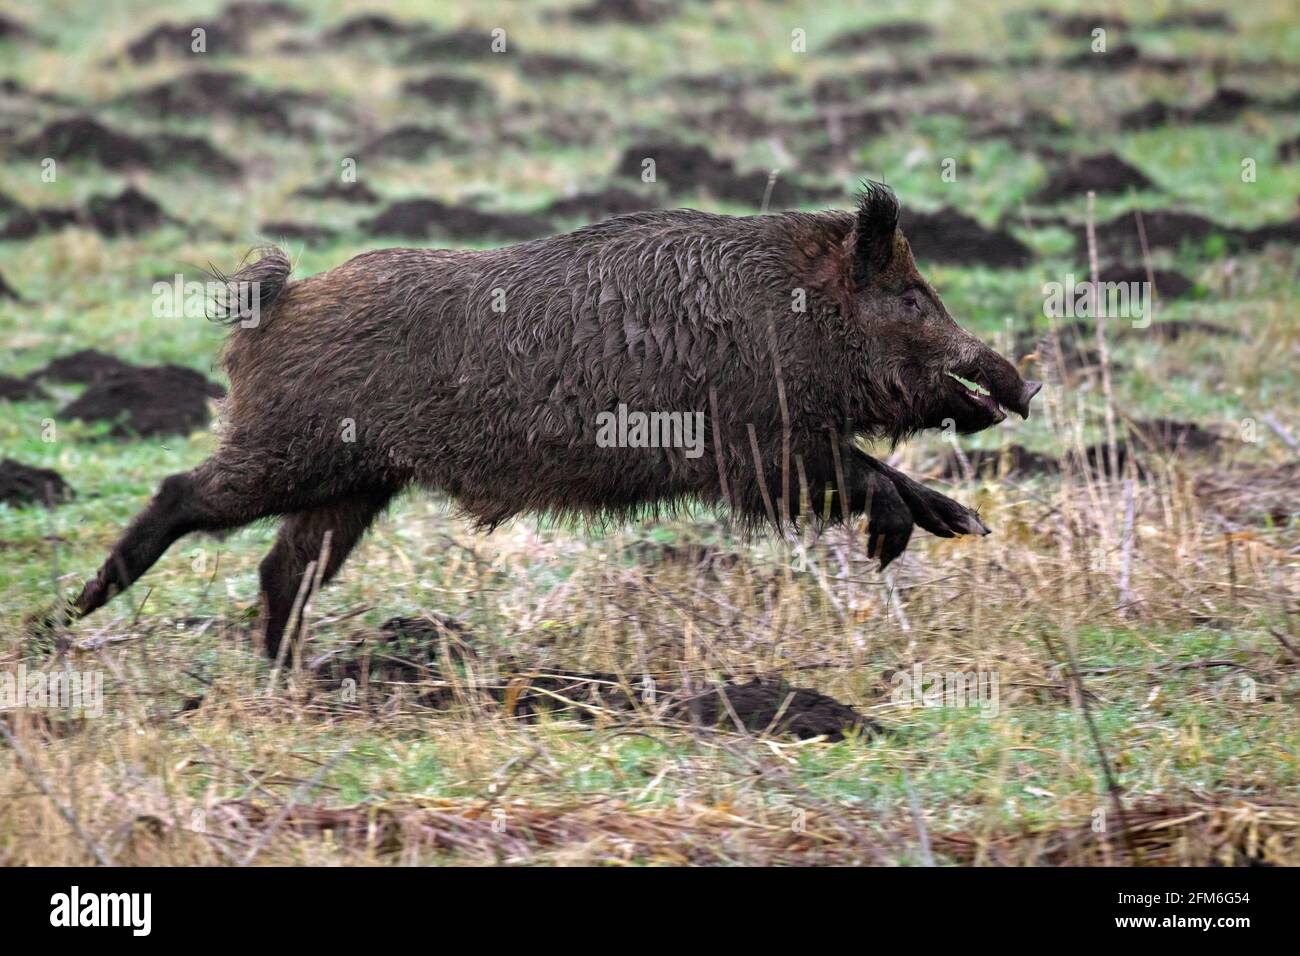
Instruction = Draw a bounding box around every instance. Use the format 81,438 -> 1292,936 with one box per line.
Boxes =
900,289 -> 924,316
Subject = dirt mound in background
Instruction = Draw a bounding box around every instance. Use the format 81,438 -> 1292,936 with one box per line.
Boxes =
121,20 -> 243,63
117,70 -> 316,134
402,27 -> 515,62
1086,209 -> 1300,256
822,20 -> 933,53
1279,136 -> 1300,162
1129,418 -> 1222,455
321,13 -> 429,44
403,74 -> 494,107
30,349 -> 135,384
1,186 -> 172,239
121,4 -> 302,61
1099,264 -> 1195,299
566,0 -> 677,25
310,616 -> 880,740
517,53 -> 611,80
615,140 -> 840,208
0,13 -> 35,42
59,363 -> 225,438
293,180 -> 380,203
0,459 -> 73,507
1032,153 -> 1158,203
13,117 -> 240,175
544,187 -> 654,222
152,133 -> 242,177
259,221 -> 337,243
357,125 -> 462,161
942,444 -> 1060,480
363,199 -> 554,241
900,208 -> 1034,268
16,117 -> 152,168
0,374 -> 45,400
1121,88 -> 1279,130
675,678 -> 880,740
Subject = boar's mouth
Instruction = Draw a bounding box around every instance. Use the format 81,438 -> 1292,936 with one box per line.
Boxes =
947,371 -> 1007,426
942,369 -> 1039,434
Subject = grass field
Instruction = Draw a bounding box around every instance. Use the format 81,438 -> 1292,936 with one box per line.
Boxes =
1,0 -> 1298,865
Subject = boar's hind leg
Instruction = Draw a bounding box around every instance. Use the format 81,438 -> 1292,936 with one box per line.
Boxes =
258,490 -> 394,662
71,468 -> 225,621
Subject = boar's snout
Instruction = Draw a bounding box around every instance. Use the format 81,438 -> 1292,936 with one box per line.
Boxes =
1016,380 -> 1043,419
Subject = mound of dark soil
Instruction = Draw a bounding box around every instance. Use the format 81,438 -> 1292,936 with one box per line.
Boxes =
0,268 -> 23,301
1032,153 -> 1157,203
1157,10 -> 1233,31
822,20 -> 934,53
1060,43 -> 1189,73
1129,418 -> 1221,455
1185,87 -> 1256,122
0,374 -> 45,400
1145,318 -> 1239,341
813,67 -> 929,103
673,678 -> 880,741
1279,136 -> 1300,162
15,117 -> 153,169
403,74 -> 494,107
403,27 -> 514,61
544,187 -> 654,222
517,53 -> 610,80
1099,264 -> 1195,299
260,221 -> 337,243
615,141 -> 839,208
683,104 -> 775,139
322,13 -> 429,44
219,1 -> 305,32
0,206 -> 78,239
1086,208 -> 1300,256
357,125 -> 461,161
1040,11 -> 1129,35
1122,88 -> 1263,130
85,187 -> 170,237
363,199 -> 554,242
117,71 -> 325,135
122,4 -> 301,62
942,444 -> 1059,480
566,0 -> 677,25
315,617 -> 879,740
1,187 -> 171,239
900,208 -> 1034,268
122,20 -> 244,63
0,13 -> 35,42
0,459 -> 73,507
11,116 -> 241,176
59,364 -> 225,438
30,349 -> 135,384
292,180 -> 380,203
153,133 -> 242,177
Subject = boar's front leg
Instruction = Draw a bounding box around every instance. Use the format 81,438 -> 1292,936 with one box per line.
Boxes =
841,448 -> 989,568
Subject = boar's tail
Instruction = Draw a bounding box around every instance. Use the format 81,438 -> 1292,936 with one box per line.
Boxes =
205,245 -> 292,326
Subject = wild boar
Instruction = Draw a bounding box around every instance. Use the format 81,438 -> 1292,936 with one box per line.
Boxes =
64,183 -> 1040,658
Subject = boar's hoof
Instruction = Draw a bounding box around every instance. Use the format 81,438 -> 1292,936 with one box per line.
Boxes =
864,474 -> 914,569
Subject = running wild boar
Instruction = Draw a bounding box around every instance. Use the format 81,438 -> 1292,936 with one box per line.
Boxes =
66,183 -> 1040,658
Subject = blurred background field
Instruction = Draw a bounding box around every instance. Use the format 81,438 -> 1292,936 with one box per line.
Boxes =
0,0 -> 1298,865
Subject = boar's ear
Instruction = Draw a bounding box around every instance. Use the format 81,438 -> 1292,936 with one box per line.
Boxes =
851,181 -> 900,286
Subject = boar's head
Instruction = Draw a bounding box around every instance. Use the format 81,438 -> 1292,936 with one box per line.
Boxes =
834,182 -> 1041,440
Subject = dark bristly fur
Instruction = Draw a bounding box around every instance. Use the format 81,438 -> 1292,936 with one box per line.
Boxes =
66,184 -> 1040,659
